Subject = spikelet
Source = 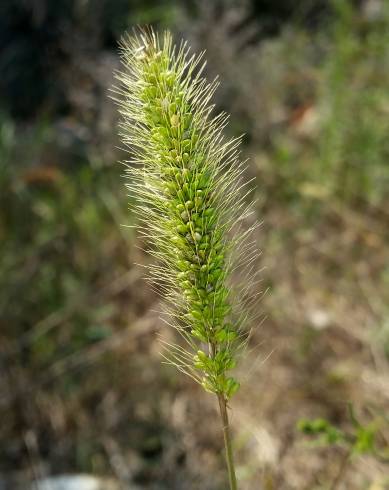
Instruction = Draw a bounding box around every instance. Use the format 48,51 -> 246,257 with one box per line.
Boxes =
114,28 -> 258,401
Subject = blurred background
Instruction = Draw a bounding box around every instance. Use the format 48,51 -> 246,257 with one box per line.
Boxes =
1,0 -> 388,489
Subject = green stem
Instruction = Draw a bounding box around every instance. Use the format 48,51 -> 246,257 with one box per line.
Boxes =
217,393 -> 238,490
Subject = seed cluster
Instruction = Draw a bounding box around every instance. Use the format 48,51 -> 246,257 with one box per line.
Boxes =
117,31 -> 249,399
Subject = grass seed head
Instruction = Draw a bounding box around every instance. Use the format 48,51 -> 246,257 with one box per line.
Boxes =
114,28 -> 258,400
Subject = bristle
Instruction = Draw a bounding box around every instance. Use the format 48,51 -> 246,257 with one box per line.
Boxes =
114,27 -> 258,400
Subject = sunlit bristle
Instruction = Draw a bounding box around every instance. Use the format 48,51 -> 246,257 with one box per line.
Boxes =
113,27 -> 259,401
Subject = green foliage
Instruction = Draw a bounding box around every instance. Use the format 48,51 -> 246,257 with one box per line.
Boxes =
115,29 -> 257,400
297,405 -> 389,460
128,1 -> 178,26
298,418 -> 345,446
317,0 -> 389,207
0,117 -> 128,372
256,0 -> 389,212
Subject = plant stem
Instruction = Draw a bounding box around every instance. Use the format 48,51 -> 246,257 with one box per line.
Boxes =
217,393 -> 238,490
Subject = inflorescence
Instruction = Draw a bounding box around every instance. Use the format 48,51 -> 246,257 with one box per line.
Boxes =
115,29 -> 257,401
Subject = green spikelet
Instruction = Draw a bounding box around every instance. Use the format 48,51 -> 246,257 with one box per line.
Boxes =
114,29 -> 257,402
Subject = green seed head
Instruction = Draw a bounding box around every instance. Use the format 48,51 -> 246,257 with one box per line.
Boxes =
115,28 -> 258,400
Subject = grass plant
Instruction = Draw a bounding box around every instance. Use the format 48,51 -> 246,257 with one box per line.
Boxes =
114,28 -> 258,489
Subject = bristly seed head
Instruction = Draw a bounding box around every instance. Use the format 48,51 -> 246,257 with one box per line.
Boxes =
114,28 -> 258,400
